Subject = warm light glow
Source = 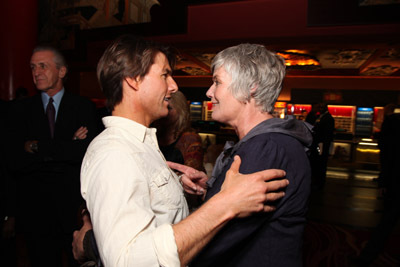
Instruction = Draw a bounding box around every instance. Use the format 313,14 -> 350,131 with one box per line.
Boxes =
356,148 -> 380,153
361,138 -> 373,141
275,102 -> 287,108
284,50 -> 310,54
277,51 -> 320,67
358,142 -> 378,146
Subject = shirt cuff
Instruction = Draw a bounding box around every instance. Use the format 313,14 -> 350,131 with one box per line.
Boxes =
152,224 -> 180,267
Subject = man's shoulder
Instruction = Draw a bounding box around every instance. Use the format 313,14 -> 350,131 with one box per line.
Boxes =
62,91 -> 95,107
88,129 -> 142,155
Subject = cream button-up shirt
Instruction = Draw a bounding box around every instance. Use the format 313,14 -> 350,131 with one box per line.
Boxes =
81,116 -> 189,267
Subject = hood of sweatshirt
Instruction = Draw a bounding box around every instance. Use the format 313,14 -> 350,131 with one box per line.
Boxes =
238,115 -> 314,151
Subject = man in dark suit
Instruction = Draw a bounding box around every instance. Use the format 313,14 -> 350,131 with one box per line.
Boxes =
6,46 -> 97,267
310,102 -> 335,190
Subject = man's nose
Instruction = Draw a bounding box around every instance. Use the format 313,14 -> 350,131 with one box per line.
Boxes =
169,77 -> 178,93
32,68 -> 41,76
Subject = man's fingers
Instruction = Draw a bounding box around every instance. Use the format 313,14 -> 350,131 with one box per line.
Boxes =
228,155 -> 241,175
263,205 -> 277,213
82,214 -> 92,225
265,179 -> 289,192
75,126 -> 88,136
77,128 -> 88,136
80,210 -> 92,227
265,191 -> 286,202
256,169 -> 286,182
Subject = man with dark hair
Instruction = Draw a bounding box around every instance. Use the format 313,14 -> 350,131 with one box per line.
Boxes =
73,35 -> 288,267
6,45 -> 97,267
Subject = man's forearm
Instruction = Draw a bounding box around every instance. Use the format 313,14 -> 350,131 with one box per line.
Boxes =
172,192 -> 234,266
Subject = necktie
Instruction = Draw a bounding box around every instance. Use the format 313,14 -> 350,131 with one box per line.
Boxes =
46,98 -> 55,138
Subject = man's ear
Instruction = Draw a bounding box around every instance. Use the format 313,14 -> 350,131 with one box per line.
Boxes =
59,66 -> 67,79
125,76 -> 140,90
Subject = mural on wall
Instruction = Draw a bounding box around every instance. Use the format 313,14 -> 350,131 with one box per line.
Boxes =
316,49 -> 374,69
39,0 -> 160,48
174,52 -> 216,76
55,0 -> 160,28
175,54 -> 210,76
360,48 -> 400,76
173,48 -> 399,77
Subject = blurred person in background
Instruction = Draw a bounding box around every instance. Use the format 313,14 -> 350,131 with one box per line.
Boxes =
356,104 -> 400,266
6,45 -> 97,267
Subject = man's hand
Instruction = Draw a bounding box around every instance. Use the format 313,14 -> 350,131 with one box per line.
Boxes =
220,155 -> 288,218
73,126 -> 88,140
24,140 -> 38,153
72,211 -> 93,262
167,161 -> 207,195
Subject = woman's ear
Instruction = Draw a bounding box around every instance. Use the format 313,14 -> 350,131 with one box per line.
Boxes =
125,76 -> 140,90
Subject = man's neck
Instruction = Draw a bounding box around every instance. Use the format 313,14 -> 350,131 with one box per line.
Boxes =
44,86 -> 63,97
112,102 -> 151,128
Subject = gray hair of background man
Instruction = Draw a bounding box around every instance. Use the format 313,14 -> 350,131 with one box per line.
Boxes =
211,43 -> 286,113
33,45 -> 68,70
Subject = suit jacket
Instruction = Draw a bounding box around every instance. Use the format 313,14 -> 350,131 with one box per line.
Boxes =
6,91 -> 97,232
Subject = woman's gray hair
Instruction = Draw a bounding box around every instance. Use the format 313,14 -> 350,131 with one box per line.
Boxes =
211,43 -> 286,113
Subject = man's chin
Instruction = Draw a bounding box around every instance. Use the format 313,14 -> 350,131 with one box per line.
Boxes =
35,85 -> 49,92
160,110 -> 169,118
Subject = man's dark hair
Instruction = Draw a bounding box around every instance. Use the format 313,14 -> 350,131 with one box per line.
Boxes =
97,35 -> 176,111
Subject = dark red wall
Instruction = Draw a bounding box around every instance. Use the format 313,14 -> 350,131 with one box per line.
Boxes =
0,1 -> 37,100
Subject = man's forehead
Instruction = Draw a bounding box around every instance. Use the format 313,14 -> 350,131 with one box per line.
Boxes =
152,53 -> 172,71
30,50 -> 55,63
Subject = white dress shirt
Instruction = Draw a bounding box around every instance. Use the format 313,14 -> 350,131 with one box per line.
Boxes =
81,116 -> 189,267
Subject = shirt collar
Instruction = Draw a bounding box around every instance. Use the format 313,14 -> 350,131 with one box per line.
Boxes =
102,116 -> 158,144
41,88 -> 65,110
